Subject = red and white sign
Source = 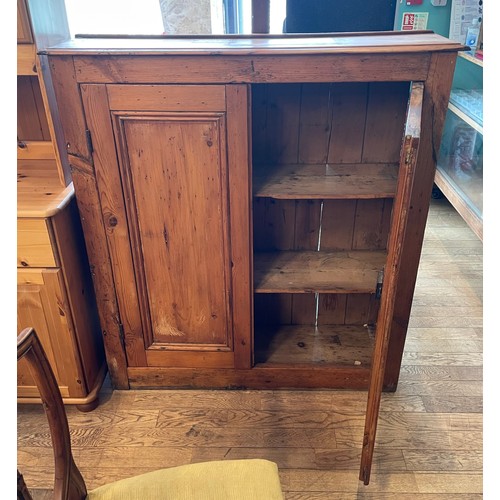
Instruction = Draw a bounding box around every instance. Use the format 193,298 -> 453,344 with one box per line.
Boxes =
402,12 -> 429,31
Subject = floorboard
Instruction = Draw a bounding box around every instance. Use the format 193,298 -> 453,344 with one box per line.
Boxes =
17,197 -> 483,499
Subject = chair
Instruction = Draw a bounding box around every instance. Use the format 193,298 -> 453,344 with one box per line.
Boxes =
17,327 -> 285,500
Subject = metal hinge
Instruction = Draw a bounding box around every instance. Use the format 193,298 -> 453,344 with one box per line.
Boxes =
375,268 -> 384,299
85,129 -> 94,155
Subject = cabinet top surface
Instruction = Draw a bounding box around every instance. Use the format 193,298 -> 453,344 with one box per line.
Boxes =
43,31 -> 464,56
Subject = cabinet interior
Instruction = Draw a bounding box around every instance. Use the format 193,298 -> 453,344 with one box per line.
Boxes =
251,81 -> 410,368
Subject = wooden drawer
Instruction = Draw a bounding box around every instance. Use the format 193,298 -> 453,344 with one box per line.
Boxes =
17,268 -> 85,399
17,218 -> 57,268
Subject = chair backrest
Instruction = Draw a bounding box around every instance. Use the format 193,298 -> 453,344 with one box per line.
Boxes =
17,327 -> 87,500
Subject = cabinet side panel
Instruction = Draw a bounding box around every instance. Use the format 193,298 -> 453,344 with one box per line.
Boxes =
51,199 -> 105,392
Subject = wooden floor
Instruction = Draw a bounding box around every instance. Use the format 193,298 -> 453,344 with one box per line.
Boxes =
17,197 -> 483,499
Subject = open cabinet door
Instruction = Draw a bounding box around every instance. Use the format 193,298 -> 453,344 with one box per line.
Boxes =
359,82 -> 424,485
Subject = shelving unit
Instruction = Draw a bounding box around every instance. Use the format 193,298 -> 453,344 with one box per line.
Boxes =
250,81 -> 407,373
435,53 -> 483,241
17,0 -> 105,411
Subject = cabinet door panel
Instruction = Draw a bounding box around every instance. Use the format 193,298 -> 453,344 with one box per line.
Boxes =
360,82 -> 423,484
116,114 -> 232,349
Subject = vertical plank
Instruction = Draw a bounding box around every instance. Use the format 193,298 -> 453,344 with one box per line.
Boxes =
80,84 -> 146,367
352,199 -> 392,250
68,158 -> 129,389
253,198 -> 296,251
320,200 -> 357,251
251,84 -> 268,166
265,83 -> 301,165
226,84 -> 253,369
362,82 -> 410,163
291,295 -> 317,325
317,294 -> 347,325
292,198 -> 321,324
293,200 -> 321,250
298,83 -> 332,164
383,53 -> 458,390
328,83 -> 368,164
345,294 -> 379,325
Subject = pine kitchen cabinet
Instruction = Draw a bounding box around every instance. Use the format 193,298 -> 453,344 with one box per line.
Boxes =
42,32 -> 463,399
17,0 -> 105,411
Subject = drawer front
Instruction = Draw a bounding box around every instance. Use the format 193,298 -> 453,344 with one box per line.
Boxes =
17,218 -> 57,267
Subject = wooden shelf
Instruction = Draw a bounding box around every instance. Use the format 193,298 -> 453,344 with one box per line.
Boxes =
254,324 -> 375,366
254,250 -> 386,294
18,159 -> 74,217
434,167 -> 482,241
253,163 -> 399,199
458,51 -> 483,67
448,103 -> 483,134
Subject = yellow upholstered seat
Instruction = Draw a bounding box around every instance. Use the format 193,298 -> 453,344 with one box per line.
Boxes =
87,459 -> 284,500
17,327 -> 285,500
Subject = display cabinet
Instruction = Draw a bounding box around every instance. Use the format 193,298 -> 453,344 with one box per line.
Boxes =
435,51 -> 483,240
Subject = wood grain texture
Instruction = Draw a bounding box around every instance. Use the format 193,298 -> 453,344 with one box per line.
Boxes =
253,163 -> 398,199
17,269 -> 85,398
17,160 -> 74,217
18,199 -> 484,495
360,82 -> 424,484
17,219 -> 56,268
254,251 -> 386,294
115,113 -> 232,349
71,53 -> 431,84
81,84 -> 146,368
225,85 -> 253,369
107,84 -> 226,112
17,44 -> 36,75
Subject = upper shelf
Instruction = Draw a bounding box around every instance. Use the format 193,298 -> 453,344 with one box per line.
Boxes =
448,89 -> 483,133
253,163 -> 399,200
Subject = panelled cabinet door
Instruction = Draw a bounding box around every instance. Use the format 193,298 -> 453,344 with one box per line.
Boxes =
359,82 -> 424,484
81,84 -> 251,369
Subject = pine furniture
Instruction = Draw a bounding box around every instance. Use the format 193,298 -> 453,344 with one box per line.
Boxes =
42,31 -> 463,480
17,0 -> 106,411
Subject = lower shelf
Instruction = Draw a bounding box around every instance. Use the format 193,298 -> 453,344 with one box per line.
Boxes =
434,167 -> 482,241
255,324 -> 375,367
